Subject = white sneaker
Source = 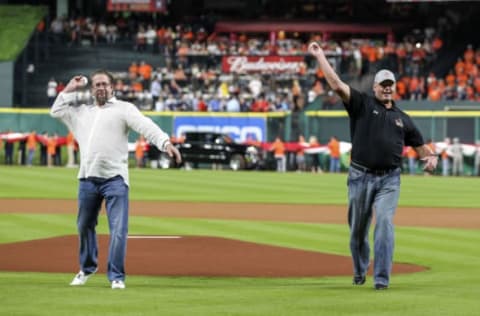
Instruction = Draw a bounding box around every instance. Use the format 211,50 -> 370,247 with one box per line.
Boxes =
70,269 -> 97,286
111,280 -> 125,289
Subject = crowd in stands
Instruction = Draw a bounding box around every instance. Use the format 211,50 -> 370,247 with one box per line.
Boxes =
418,45 -> 480,102
46,13 -> 480,111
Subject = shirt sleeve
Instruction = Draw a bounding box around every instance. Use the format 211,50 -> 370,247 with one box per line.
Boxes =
403,114 -> 424,147
50,92 -> 77,128
124,103 -> 171,151
343,87 -> 365,117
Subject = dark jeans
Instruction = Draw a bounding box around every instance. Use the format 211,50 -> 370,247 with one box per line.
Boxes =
347,166 -> 401,286
77,175 -> 129,281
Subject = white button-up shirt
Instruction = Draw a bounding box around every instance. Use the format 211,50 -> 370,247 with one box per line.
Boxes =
51,92 -> 170,185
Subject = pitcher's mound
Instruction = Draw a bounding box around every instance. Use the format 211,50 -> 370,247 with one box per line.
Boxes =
0,235 -> 425,277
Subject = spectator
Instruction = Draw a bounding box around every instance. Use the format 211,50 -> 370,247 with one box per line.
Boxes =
66,131 -> 76,167
18,138 -> 27,165
474,140 -> 480,176
248,75 -> 262,98
47,78 -> 58,106
225,95 -> 240,112
4,130 -> 14,165
145,25 -> 157,53
26,130 -> 37,166
451,137 -> 463,176
47,133 -> 56,167
296,134 -> 308,172
270,136 -> 286,172
106,23 -> 118,43
406,146 -> 418,175
308,135 -> 321,173
135,135 -> 147,168
441,137 -> 450,176
150,76 -> 162,110
327,135 -> 341,173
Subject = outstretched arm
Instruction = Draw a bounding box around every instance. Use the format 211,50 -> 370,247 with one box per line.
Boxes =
308,42 -> 350,104
126,105 -> 182,164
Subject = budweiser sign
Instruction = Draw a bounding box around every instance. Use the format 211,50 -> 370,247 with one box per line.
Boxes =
222,56 -> 304,74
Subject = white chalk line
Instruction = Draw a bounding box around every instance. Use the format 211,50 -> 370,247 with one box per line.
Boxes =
128,235 -> 182,239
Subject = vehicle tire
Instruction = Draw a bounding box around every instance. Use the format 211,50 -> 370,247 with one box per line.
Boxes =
229,154 -> 246,171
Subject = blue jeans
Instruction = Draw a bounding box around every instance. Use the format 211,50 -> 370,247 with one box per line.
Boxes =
408,157 -> 417,175
442,158 -> 449,176
77,175 -> 129,281
330,157 -> 340,173
27,149 -> 35,166
347,166 -> 401,286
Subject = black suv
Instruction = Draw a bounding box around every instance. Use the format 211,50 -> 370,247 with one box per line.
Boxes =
161,131 -> 260,170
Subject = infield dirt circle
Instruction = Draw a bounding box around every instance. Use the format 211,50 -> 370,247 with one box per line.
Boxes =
1,199 -> 478,277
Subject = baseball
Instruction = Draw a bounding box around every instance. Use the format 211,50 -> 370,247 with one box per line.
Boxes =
80,76 -> 88,86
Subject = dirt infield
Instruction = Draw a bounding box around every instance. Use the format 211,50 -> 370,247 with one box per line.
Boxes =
1,199 -> 477,277
1,199 -> 479,229
0,235 -> 424,277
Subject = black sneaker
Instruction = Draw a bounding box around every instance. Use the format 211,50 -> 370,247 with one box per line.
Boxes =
375,283 -> 388,290
352,275 -> 366,285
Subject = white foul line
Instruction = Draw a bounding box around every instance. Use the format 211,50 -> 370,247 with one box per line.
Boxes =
128,235 -> 182,239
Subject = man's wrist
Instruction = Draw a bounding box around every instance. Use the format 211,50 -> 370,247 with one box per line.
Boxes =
161,140 -> 171,151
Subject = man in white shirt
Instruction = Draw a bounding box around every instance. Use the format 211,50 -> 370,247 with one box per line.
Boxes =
50,70 -> 181,289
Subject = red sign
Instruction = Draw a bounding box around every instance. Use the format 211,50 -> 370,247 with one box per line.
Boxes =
107,0 -> 167,12
222,56 -> 304,74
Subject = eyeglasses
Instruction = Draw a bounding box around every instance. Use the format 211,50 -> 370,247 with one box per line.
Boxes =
379,81 -> 394,88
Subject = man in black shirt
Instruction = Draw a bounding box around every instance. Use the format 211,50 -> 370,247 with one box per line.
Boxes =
308,41 -> 438,290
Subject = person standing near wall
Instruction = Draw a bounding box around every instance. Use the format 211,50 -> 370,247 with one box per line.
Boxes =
451,137 -> 463,176
26,130 -> 37,166
406,146 -> 418,175
66,131 -> 76,167
308,41 -> 437,290
296,134 -> 308,172
308,135 -> 322,173
270,136 -> 286,172
474,140 -> 480,176
4,130 -> 14,165
327,135 -> 341,173
50,70 -> 182,289
46,133 -> 56,167
441,137 -> 451,176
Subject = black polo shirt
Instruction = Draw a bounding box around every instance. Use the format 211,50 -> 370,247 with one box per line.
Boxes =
344,87 -> 424,170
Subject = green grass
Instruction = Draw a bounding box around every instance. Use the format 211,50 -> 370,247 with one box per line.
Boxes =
0,5 -> 47,61
0,166 -> 478,207
0,166 -> 479,315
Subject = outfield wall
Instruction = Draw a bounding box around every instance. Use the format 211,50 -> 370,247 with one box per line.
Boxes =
0,109 -> 291,142
1,108 -> 479,143
305,111 -> 480,144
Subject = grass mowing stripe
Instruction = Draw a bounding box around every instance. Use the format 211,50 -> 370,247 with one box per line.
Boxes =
1,166 -> 478,207
0,214 -> 76,243
397,227 -> 479,254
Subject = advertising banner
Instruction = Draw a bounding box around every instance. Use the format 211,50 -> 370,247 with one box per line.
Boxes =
107,0 -> 167,12
174,116 -> 266,142
221,56 -> 304,74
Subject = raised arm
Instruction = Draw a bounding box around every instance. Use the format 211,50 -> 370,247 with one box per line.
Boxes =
50,76 -> 87,122
308,42 -> 350,103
